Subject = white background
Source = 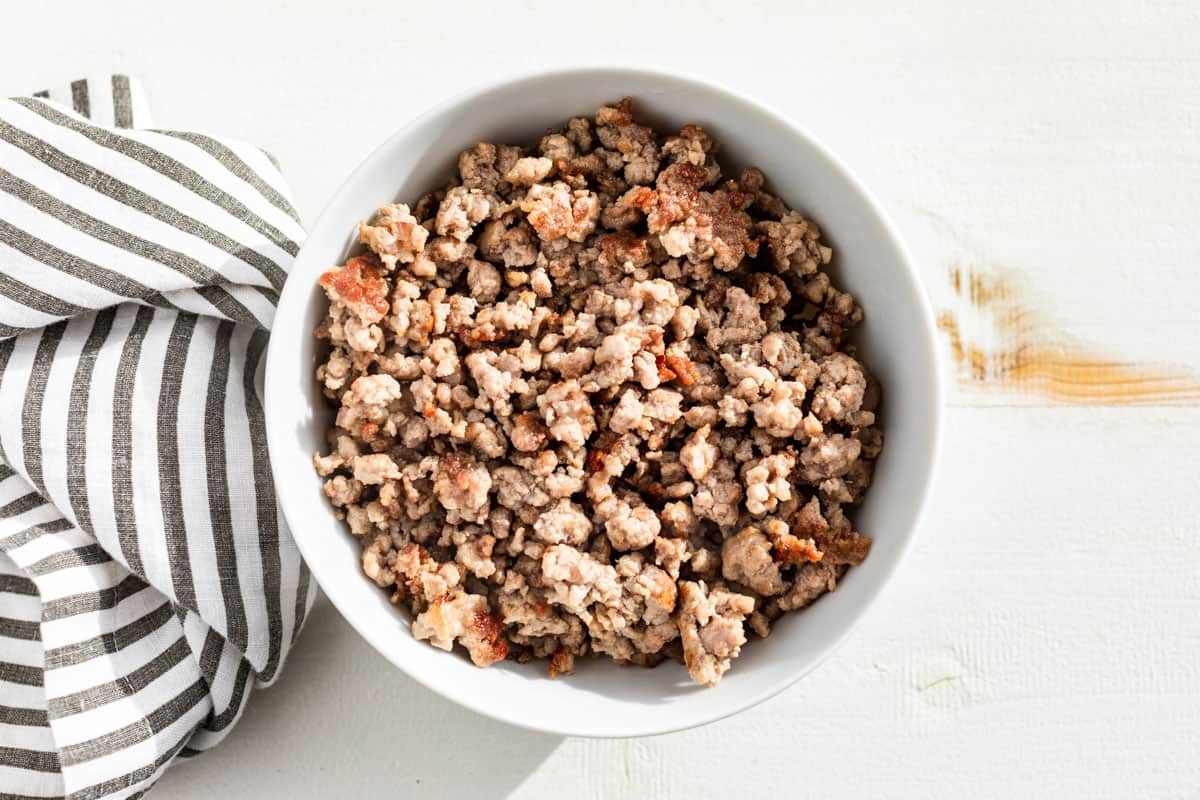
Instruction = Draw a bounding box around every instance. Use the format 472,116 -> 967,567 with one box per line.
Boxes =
3,1 -> 1199,797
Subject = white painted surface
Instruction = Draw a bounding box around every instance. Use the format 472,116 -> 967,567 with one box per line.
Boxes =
3,1 -> 1198,797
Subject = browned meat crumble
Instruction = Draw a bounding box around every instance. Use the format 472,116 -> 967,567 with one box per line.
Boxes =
313,98 -> 881,687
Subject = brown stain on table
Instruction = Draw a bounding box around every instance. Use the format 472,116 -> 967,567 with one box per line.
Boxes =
938,266 -> 1200,405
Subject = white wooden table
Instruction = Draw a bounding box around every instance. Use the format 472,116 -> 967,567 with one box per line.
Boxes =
4,1 -> 1198,797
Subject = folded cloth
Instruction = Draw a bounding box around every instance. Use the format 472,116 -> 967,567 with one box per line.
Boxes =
0,75 -> 314,799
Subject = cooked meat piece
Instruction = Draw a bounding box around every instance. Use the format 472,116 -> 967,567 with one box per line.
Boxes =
677,581 -> 754,687
504,156 -> 554,187
357,204 -> 428,270
412,592 -> 509,667
721,527 -> 785,596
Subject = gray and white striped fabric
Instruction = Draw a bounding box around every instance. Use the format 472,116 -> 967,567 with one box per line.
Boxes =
0,75 -> 314,799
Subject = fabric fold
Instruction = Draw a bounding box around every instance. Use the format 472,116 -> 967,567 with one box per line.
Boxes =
0,75 -> 313,800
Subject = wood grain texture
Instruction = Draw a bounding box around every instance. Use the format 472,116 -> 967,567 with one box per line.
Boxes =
3,0 -> 1197,797
938,266 -> 1200,405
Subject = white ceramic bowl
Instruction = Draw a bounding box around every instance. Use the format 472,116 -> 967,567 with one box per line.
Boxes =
265,67 -> 942,738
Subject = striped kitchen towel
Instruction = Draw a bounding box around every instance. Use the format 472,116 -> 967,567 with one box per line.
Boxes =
0,75 -> 314,799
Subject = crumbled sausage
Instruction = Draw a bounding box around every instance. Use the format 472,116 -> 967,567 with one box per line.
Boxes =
537,379 -> 596,448
478,219 -> 538,268
721,527 -> 785,596
692,459 -> 742,529
815,528 -> 873,566
352,453 -> 402,485
436,187 -> 496,242
320,255 -> 390,324
323,475 -> 362,508
532,499 -> 592,547
798,434 -> 862,482
335,374 -> 401,438
596,98 -> 661,185
357,204 -> 428,270
541,544 -> 622,615
742,452 -> 795,516
521,182 -> 601,242
679,424 -> 719,480
314,98 -> 882,686
775,562 -> 840,612
677,581 -> 755,687
433,452 -> 492,523
605,502 -> 660,551
811,352 -> 868,424
766,517 -> 824,565
757,211 -> 831,276
750,381 -> 808,438
412,592 -> 509,667
504,156 -> 554,187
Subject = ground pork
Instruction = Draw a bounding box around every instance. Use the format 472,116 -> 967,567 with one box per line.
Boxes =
742,452 -> 796,516
412,591 -> 509,667
811,352 -> 868,424
504,156 -> 554,187
319,255 -> 390,324
357,204 -> 428,270
477,219 -> 538,268
541,544 -> 622,617
314,98 -> 883,687
774,562 -> 841,612
432,452 -> 491,523
521,182 -> 601,242
721,527 -> 785,596
679,424 -> 719,480
537,379 -> 596,448
677,581 -> 755,687
435,186 -> 496,242
532,499 -> 592,547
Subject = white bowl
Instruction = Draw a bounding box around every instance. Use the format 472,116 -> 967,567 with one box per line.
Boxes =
265,67 -> 942,738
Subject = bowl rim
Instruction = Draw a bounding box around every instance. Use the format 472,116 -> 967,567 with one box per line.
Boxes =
265,64 -> 944,738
